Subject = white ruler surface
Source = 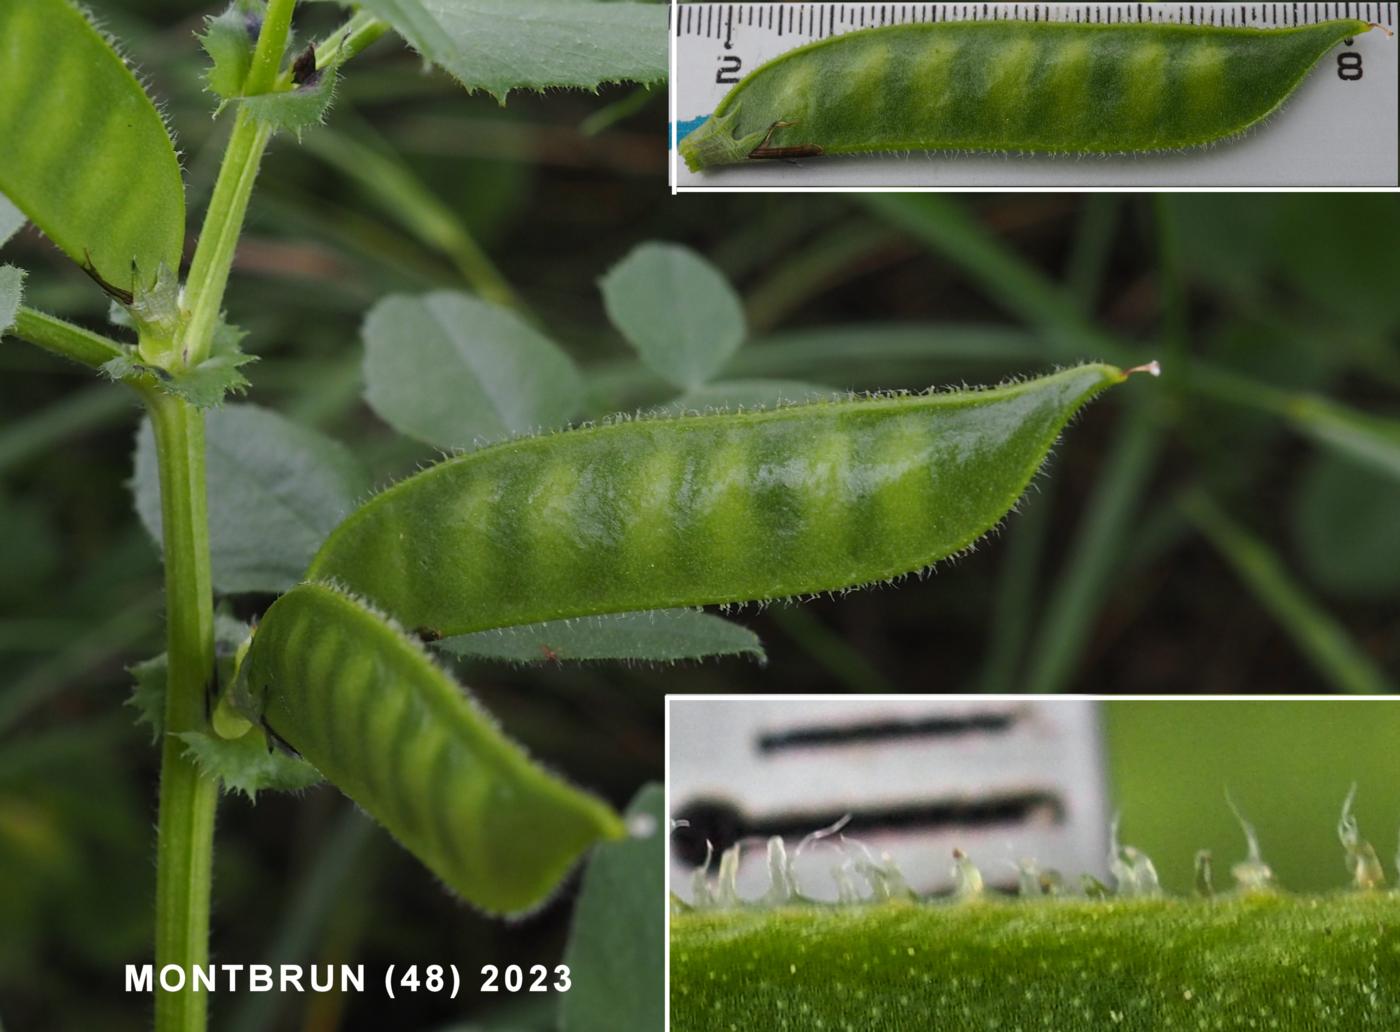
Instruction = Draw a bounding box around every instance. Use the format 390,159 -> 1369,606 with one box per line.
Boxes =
672,2 -> 1400,188
668,698 -> 1110,902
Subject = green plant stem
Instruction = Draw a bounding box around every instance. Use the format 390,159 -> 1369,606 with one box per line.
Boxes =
181,0 -> 295,371
245,0 -> 297,96
1180,490 -> 1392,695
8,306 -> 125,368
313,12 -> 390,74
181,109 -> 274,369
144,389 -> 218,1032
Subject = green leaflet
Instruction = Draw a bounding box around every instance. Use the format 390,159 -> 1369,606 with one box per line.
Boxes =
440,610 -> 764,665
681,20 -> 1372,171
0,0 -> 185,292
309,364 -> 1138,636
231,582 -> 625,915
132,404 -> 370,595
362,291 -> 584,450
561,785 -> 665,1032
0,195 -> 23,248
0,266 -> 22,336
601,243 -> 747,391
670,895 -> 1400,1031
355,0 -> 668,102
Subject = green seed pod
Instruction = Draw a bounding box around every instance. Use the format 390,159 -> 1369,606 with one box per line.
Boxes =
232,582 -> 625,915
0,0 -> 185,292
680,19 -> 1374,171
671,895 -> 1400,1031
309,363 -> 1142,636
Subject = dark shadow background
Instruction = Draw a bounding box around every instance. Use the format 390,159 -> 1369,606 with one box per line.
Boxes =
2,2 -> 1398,1029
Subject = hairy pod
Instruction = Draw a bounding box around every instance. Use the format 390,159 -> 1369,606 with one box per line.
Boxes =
681,19 -> 1373,171
671,895 -> 1400,1030
0,0 -> 185,291
309,364 -> 1137,636
232,582 -> 625,914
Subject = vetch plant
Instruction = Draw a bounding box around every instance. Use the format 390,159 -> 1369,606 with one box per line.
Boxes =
0,3 -> 1145,1030
681,19 -> 1386,171
671,793 -> 1400,1031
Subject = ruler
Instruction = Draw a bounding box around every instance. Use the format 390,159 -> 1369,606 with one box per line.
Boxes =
672,2 -> 1400,188
668,697 -> 1110,901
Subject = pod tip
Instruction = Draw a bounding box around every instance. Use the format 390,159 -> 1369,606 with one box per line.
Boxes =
1367,22 -> 1395,38
1125,360 -> 1162,379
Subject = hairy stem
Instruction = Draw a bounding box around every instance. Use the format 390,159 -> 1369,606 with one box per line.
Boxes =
312,11 -> 390,73
181,0 -> 293,368
8,307 -> 125,369
180,109 -> 274,369
145,388 -> 218,1032
244,0 -> 297,97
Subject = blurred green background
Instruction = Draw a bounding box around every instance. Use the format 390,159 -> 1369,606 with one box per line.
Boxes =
2,1 -> 1399,1029
1105,701 -> 1400,894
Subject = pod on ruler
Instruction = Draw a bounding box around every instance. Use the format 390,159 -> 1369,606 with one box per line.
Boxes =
230,582 -> 625,915
307,363 -> 1146,636
680,19 -> 1376,171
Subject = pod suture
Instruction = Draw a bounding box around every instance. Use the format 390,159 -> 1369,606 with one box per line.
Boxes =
681,19 -> 1377,172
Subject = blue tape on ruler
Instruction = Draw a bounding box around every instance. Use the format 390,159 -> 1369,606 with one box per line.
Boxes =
672,116 -> 710,148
